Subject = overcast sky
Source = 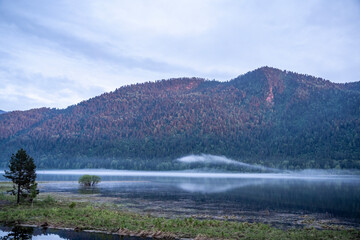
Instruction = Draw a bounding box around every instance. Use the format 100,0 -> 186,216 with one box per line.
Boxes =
0,0 -> 359,111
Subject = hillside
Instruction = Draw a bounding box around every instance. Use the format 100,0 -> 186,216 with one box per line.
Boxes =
0,67 -> 359,170
0,110 -> 5,114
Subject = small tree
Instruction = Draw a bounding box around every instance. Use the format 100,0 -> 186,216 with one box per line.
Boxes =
78,175 -> 101,186
29,182 -> 39,207
3,149 -> 39,204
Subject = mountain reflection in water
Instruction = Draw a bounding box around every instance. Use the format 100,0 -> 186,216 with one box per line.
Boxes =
0,226 -> 150,240
1,170 -> 359,226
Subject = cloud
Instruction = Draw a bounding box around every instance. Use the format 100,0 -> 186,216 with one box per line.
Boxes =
0,0 -> 359,110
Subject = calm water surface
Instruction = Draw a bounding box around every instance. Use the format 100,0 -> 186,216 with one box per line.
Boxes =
1,170 -> 360,227
0,226 -> 149,240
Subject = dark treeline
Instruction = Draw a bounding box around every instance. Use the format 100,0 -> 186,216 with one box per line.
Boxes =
0,67 -> 359,170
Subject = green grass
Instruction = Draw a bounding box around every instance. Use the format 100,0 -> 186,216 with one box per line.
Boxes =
0,182 -> 13,192
0,197 -> 359,240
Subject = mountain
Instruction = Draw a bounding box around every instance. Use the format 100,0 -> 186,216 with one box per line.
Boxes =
0,67 -> 359,170
0,110 -> 5,114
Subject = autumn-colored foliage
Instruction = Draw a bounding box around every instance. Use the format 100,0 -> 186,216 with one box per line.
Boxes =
0,67 -> 359,170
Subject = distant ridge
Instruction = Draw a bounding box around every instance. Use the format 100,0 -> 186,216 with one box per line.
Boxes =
0,67 -> 359,170
0,110 -> 5,114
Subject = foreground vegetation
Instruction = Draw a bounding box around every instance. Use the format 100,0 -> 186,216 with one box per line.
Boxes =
0,191 -> 359,239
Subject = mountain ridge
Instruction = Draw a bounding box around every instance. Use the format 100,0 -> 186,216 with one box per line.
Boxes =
0,67 -> 359,170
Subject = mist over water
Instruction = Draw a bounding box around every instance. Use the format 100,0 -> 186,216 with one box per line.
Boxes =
1,159 -> 359,226
25,168 -> 360,225
176,154 -> 360,175
1,153 -> 359,179
177,154 -> 285,173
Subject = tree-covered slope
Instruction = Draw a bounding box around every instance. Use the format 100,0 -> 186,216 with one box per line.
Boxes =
0,67 -> 359,170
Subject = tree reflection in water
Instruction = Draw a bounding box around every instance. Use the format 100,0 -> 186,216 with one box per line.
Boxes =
0,226 -> 148,239
0,226 -> 33,240
78,186 -> 100,194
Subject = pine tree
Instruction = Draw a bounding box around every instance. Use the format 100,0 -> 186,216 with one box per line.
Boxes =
3,148 -> 38,204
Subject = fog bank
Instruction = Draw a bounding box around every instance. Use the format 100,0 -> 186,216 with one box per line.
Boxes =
176,154 -> 282,172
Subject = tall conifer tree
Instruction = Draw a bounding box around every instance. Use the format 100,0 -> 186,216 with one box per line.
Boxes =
4,149 -> 38,204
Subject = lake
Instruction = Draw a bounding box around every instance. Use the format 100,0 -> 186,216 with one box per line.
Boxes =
0,225 -> 149,240
1,169 -> 360,229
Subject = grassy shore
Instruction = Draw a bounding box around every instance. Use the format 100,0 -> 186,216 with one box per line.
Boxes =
0,182 -> 12,192
0,185 -> 359,239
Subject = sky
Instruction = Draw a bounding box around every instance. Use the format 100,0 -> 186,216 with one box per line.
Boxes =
0,0 -> 359,111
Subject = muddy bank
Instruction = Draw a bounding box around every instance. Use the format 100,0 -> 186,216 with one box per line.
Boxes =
1,224 -> 169,240
41,191 -> 359,230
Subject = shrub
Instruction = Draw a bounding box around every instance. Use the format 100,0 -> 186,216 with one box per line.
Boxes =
78,175 -> 101,186
43,195 -> 56,205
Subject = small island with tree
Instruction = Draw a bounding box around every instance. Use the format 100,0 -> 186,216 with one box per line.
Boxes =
78,175 -> 101,187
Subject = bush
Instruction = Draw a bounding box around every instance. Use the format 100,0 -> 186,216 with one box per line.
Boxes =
43,195 -> 56,205
69,202 -> 76,209
78,175 -> 101,186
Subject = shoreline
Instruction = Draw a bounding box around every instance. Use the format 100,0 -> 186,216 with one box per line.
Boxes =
1,181 -> 360,231
1,192 -> 360,239
40,190 -> 360,231
12,224 -> 186,240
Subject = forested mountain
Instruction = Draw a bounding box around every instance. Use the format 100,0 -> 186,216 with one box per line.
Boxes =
0,67 -> 359,170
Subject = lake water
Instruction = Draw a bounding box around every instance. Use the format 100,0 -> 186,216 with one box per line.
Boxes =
1,169 -> 360,229
0,225 -> 149,240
